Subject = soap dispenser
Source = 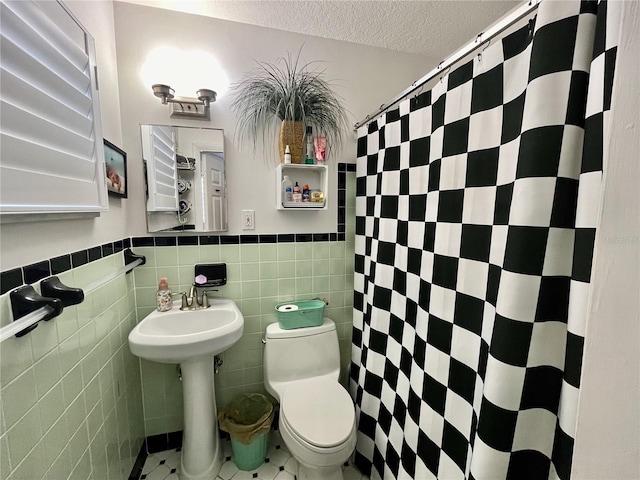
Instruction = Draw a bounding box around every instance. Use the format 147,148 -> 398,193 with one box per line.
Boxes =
156,277 -> 173,312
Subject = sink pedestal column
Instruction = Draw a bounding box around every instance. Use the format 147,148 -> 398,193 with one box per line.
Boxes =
180,356 -> 222,480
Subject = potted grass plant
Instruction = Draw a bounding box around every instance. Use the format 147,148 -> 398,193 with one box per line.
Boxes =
229,50 -> 348,164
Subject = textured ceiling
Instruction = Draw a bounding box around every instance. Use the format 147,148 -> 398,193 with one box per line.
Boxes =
118,0 -> 522,59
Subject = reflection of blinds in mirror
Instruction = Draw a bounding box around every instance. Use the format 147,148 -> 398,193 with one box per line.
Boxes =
0,0 -> 107,214
142,125 -> 178,212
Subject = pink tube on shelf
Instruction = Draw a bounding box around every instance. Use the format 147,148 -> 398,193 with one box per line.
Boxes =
314,137 -> 326,164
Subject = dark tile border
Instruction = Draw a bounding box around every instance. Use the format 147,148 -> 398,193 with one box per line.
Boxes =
277,234 -> 295,243
132,237 -> 154,247
1,268 -> 23,296
23,260 -> 51,284
129,431 -> 184,480
220,235 -> 240,245
295,233 -> 313,242
259,234 -> 278,243
200,235 -> 220,245
71,250 -> 88,268
1,238 -> 128,295
88,246 -> 102,262
1,162 -> 357,294
337,163 -> 355,233
177,236 -> 198,246
154,237 -> 177,247
128,443 -> 147,480
51,254 -> 72,275
145,431 -> 183,454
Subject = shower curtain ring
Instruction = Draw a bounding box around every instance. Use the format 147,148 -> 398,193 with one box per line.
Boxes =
439,65 -> 451,83
477,38 -> 491,62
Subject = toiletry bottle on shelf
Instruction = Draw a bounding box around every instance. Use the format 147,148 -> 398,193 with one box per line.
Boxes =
156,277 -> 173,312
292,182 -> 302,202
305,126 -> 314,164
282,175 -> 293,203
314,137 -> 326,165
302,184 -> 310,202
284,145 -> 292,164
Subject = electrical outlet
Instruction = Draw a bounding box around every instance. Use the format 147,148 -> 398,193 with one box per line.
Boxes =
242,210 -> 255,230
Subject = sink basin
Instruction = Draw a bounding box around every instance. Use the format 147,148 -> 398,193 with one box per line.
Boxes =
129,297 -> 244,364
128,297 -> 244,480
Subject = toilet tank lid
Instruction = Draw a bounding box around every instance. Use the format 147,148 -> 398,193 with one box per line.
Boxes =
265,317 -> 335,339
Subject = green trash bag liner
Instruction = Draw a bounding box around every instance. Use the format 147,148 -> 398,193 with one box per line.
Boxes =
218,393 -> 274,445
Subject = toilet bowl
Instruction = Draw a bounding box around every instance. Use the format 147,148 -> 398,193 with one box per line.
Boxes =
263,318 -> 357,480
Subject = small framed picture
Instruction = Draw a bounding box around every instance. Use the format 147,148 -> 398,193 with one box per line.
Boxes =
104,139 -> 127,198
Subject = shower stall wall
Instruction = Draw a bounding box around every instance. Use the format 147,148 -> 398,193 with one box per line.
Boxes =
350,1 -> 619,479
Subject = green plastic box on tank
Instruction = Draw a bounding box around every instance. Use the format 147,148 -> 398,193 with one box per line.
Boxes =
275,299 -> 325,329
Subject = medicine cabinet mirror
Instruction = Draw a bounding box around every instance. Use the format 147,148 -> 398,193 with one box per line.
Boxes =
141,125 -> 227,233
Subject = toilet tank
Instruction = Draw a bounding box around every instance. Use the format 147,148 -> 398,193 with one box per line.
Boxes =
264,318 -> 340,399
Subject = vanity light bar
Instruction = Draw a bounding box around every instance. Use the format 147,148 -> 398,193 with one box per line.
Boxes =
152,84 -> 217,120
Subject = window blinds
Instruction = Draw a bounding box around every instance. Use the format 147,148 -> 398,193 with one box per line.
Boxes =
142,125 -> 179,212
0,0 -> 107,214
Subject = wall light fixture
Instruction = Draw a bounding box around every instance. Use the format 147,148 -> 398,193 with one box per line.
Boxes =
151,84 -> 217,120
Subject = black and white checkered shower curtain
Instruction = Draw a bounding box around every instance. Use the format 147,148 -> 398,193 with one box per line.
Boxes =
350,1 -> 619,479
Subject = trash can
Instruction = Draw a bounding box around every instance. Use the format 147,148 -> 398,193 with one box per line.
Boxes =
218,393 -> 274,471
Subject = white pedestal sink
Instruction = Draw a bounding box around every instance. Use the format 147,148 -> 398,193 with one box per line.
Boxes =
128,298 -> 244,480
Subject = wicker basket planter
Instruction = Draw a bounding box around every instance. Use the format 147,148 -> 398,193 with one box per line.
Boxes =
279,120 -> 305,164
229,50 -> 347,164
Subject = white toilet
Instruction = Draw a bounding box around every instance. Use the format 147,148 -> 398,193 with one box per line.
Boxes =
263,318 -> 357,480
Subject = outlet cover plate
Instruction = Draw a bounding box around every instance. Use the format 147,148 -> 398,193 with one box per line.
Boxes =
242,210 -> 255,230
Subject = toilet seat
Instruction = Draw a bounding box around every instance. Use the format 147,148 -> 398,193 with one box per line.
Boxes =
281,377 -> 355,449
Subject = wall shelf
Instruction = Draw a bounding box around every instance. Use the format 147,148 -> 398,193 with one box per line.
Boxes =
276,164 -> 328,210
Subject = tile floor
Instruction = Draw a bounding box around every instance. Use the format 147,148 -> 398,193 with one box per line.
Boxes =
140,430 -> 369,480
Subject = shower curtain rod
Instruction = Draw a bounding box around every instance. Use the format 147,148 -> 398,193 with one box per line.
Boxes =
354,0 -> 541,130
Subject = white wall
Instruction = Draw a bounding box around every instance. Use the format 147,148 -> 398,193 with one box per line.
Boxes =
0,0 -> 126,271
111,2 -> 432,238
0,1 -> 430,271
572,1 -> 640,478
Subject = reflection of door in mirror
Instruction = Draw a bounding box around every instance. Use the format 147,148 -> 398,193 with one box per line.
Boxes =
141,125 -> 226,233
202,152 -> 227,231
